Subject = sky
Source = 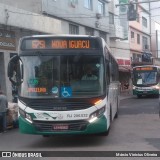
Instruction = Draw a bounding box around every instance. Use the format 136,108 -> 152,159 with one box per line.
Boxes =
149,0 -> 160,23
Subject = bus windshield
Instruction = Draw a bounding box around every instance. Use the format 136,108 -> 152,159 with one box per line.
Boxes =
19,54 -> 104,98
133,71 -> 158,86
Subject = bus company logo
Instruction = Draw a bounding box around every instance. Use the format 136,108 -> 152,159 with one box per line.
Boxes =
57,114 -> 63,120
34,112 -> 63,120
50,113 -> 64,120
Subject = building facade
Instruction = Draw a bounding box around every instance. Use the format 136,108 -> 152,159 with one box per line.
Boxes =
150,1 -> 160,59
151,20 -> 160,59
42,0 -> 110,42
0,0 -> 127,100
109,0 -> 130,90
129,1 -> 151,63
0,1 -> 61,101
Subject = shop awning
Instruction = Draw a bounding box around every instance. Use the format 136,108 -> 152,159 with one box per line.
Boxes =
119,65 -> 132,72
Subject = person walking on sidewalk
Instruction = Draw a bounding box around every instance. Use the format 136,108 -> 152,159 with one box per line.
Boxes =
0,90 -> 8,133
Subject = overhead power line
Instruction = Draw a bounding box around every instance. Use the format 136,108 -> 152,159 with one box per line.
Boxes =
116,0 -> 160,7
7,9 -> 160,19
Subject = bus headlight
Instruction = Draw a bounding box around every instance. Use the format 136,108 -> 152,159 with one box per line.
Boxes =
26,113 -> 33,123
19,108 -> 26,118
89,107 -> 105,123
153,85 -> 160,90
132,86 -> 136,90
89,114 -> 98,123
19,108 -> 32,123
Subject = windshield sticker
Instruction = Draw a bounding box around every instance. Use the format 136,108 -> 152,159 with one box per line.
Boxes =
28,79 -> 39,85
28,87 -> 46,93
96,64 -> 100,68
61,87 -> 72,98
52,87 -> 59,94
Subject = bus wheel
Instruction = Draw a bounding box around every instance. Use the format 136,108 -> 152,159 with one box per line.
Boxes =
42,135 -> 50,138
98,107 -> 112,136
99,129 -> 110,136
115,98 -> 119,119
137,95 -> 142,98
155,94 -> 159,98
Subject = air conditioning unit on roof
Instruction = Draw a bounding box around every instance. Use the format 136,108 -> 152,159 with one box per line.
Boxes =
96,13 -> 102,19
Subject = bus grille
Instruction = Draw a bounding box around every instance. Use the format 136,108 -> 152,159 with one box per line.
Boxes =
29,102 -> 92,111
33,120 -> 89,132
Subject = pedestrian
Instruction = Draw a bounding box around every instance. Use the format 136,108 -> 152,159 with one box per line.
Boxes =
0,89 -> 8,133
124,81 -> 129,89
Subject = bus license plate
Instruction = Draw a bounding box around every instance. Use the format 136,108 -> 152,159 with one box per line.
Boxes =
53,124 -> 69,130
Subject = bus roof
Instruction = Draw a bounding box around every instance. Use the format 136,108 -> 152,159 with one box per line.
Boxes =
133,65 -> 160,69
20,34 -> 102,39
19,34 -> 105,52
19,34 -> 117,63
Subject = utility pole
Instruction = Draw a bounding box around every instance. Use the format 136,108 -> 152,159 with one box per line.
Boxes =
117,1 -> 156,21
148,0 -> 151,55
116,0 -> 155,64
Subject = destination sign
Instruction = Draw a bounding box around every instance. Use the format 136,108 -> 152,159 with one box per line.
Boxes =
135,67 -> 155,71
21,37 -> 100,50
28,87 -> 46,93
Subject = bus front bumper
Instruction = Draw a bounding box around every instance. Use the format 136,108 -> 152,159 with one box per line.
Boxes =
133,89 -> 159,95
19,115 -> 108,135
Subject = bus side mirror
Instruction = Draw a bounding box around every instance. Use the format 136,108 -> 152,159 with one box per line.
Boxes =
8,55 -> 23,85
8,55 -> 19,78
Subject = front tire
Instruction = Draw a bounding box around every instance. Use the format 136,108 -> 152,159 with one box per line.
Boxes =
115,98 -> 119,119
137,95 -> 142,98
99,129 -> 110,136
100,107 -> 112,136
155,94 -> 159,98
42,135 -> 50,138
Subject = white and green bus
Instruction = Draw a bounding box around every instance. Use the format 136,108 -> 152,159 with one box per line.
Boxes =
132,65 -> 160,98
8,35 -> 120,136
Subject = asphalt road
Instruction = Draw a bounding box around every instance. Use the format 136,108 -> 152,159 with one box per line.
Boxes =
0,96 -> 160,159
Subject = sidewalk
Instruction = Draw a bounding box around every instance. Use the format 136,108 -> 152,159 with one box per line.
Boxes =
119,90 -> 135,101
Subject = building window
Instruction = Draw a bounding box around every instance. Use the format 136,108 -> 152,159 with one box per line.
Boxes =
131,31 -> 135,42
131,31 -> 134,38
84,0 -> 92,9
69,0 -> 78,8
132,53 -> 142,62
99,31 -> 107,41
142,17 -> 147,27
109,12 -> 114,24
69,24 -> 79,34
137,13 -> 139,22
142,36 -> 148,49
10,53 -> 18,58
98,1 -> 105,15
85,27 -> 94,36
137,34 -> 140,44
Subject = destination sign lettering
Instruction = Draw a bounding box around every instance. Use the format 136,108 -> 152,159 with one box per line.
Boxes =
28,88 -> 46,93
21,37 -> 100,50
135,67 -> 154,71
32,40 -> 46,49
32,40 -> 90,49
